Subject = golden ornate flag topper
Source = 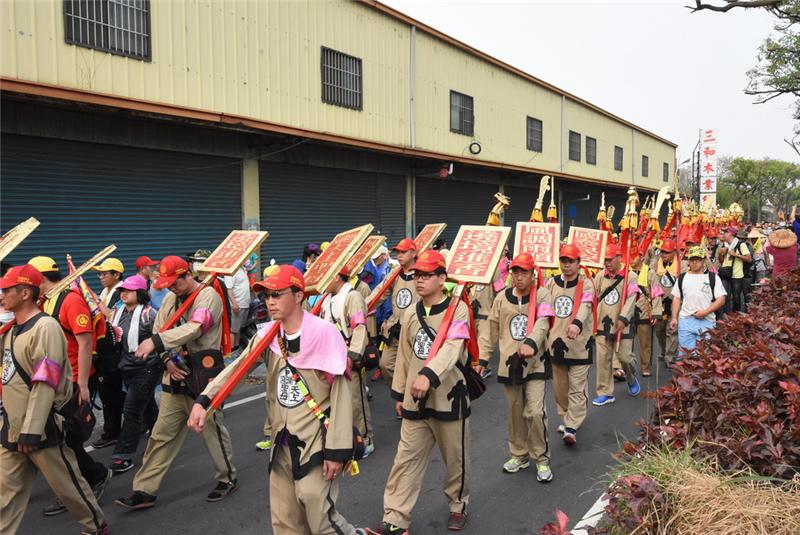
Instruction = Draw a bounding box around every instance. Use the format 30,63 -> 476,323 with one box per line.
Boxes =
486,192 -> 511,226
446,225 -> 511,285
530,175 -> 551,222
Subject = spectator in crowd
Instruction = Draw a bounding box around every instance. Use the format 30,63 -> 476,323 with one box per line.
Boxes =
224,265 -> 251,350
670,246 -> 727,358
791,205 -> 800,244
717,227 -> 752,312
135,256 -> 159,288
292,243 -> 321,273
109,275 -> 162,475
747,229 -> 770,283
765,228 -> 798,278
92,258 -> 125,318
148,266 -> 169,310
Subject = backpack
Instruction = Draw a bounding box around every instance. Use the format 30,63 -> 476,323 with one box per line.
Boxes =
677,271 -> 717,301
740,241 -> 755,278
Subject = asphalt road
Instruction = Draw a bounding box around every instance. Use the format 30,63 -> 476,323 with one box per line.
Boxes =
17,352 -> 671,535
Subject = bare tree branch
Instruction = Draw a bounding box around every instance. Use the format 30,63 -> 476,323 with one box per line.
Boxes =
785,136 -> 800,157
687,0 -> 785,14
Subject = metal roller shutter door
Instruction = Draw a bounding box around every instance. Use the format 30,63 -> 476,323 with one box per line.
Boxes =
414,177 -> 499,246
0,134 -> 241,274
259,162 -> 406,263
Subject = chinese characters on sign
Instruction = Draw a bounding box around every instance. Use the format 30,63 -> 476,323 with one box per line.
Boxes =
567,227 -> 608,269
447,225 -> 511,284
513,222 -> 559,268
343,235 -> 386,278
699,128 -> 717,208
200,230 -> 269,275
304,224 -> 373,294
414,223 -> 447,252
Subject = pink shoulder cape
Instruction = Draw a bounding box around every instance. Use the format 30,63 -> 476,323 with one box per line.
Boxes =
258,311 -> 348,376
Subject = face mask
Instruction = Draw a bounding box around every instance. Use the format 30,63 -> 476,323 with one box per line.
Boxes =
0,311 -> 14,324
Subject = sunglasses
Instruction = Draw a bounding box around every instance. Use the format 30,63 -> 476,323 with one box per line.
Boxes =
265,289 -> 293,299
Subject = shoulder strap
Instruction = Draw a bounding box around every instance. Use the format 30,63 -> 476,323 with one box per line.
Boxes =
415,301 -> 438,342
8,312 -> 49,391
708,271 -> 716,301
598,275 -> 624,302
279,336 -> 330,430
44,290 -> 70,330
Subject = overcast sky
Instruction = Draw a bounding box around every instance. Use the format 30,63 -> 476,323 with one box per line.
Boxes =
381,0 -> 798,165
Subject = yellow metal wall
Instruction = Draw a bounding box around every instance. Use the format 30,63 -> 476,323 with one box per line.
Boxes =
1,0 -> 674,188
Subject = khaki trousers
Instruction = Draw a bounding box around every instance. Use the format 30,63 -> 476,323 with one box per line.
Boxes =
595,336 -> 635,397
502,382 -> 549,464
637,322 -> 653,368
383,418 -> 470,529
269,446 -> 357,535
1,440 -> 105,533
380,341 -> 398,386
263,383 -> 273,438
133,391 -> 236,495
551,363 -> 590,430
654,319 -> 678,364
351,368 -> 373,444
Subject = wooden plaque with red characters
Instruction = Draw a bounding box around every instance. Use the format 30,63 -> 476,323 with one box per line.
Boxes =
305,224 -> 374,294
342,235 -> 386,278
414,223 -> 447,252
446,225 -> 512,284
567,227 -> 608,268
513,222 -> 559,268
199,230 -> 269,275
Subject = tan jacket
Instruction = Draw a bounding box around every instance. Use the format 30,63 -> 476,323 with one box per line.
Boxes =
369,271 -> 417,342
467,283 -> 494,321
633,265 -> 664,322
200,316 -> 354,480
1,313 -> 71,451
153,286 -> 222,392
593,269 -> 638,340
479,287 -> 551,384
530,275 -> 596,366
353,279 -> 377,338
392,298 -> 471,420
323,286 -> 369,364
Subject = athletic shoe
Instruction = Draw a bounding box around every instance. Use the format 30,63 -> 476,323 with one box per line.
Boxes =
80,522 -> 110,535
628,377 -> 641,397
115,491 -> 157,510
447,511 -> 468,531
91,434 -> 118,449
110,459 -> 135,474
207,479 -> 238,502
370,369 -> 383,382
365,522 -> 409,534
562,428 -> 577,446
536,463 -> 554,482
592,395 -> 616,406
642,367 -> 652,377
42,499 -> 67,516
255,436 -> 273,451
354,530 -> 368,535
92,469 -> 113,501
480,367 -> 493,380
502,457 -> 530,473
556,424 -> 565,435
362,442 -> 376,459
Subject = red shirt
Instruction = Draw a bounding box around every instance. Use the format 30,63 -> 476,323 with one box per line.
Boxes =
766,244 -> 798,278
54,291 -> 94,383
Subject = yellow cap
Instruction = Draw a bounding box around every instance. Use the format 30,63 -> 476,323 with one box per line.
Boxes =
91,258 -> 125,273
687,246 -> 706,259
262,264 -> 280,279
320,241 -> 331,252
28,256 -> 59,273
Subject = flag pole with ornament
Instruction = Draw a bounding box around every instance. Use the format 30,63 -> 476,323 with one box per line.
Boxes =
615,187 -> 639,351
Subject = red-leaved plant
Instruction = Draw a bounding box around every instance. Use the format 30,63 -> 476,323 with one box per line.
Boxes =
539,509 -> 571,535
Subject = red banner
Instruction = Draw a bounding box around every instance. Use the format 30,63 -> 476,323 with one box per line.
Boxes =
447,225 -> 511,284
567,227 -> 608,268
200,230 -> 269,275
513,222 -> 559,268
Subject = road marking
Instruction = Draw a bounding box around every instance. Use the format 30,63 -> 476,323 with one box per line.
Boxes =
571,493 -> 608,534
85,391 -> 267,454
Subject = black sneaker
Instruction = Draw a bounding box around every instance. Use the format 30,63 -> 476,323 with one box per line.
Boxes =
42,499 -> 67,516
365,522 -> 409,534
206,479 -> 238,502
91,469 -> 113,501
480,367 -> 493,380
110,459 -> 135,474
115,490 -> 157,510
91,434 -> 119,449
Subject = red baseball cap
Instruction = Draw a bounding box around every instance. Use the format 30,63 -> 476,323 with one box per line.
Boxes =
0,264 -> 44,289
660,239 -> 677,253
559,244 -> 581,260
253,265 -> 305,292
392,238 -> 417,252
135,256 -> 159,270
510,253 -> 535,271
707,228 -> 719,238
154,256 -> 190,289
412,250 -> 446,273
605,244 -> 620,259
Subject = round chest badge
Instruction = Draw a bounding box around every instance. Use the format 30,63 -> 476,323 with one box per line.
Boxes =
554,295 -> 574,318
604,288 -> 621,306
276,366 -> 304,408
660,274 -> 674,288
2,349 -> 16,385
413,327 -> 436,360
509,314 -> 528,341
396,288 -> 413,309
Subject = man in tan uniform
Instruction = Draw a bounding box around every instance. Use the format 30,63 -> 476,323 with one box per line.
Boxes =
368,238 -> 418,392
591,244 -> 641,406
367,250 -> 472,534
0,265 -> 108,535
479,253 -> 553,482
529,244 -> 595,446
116,255 -> 237,510
323,270 -> 375,455
630,251 -> 664,377
650,239 -> 684,366
468,278 -> 495,378
189,265 -> 366,535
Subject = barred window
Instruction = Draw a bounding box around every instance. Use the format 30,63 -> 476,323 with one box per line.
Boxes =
663,162 -> 669,182
586,136 -> 597,165
614,146 -> 623,171
321,47 -> 363,110
526,116 -> 543,152
568,131 -> 581,161
450,91 -> 474,136
642,155 -> 649,177
63,0 -> 151,61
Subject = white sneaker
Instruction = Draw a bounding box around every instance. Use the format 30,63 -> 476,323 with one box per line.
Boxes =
536,463 -> 553,482
362,442 -> 375,459
502,457 -> 530,473
557,424 -> 565,435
